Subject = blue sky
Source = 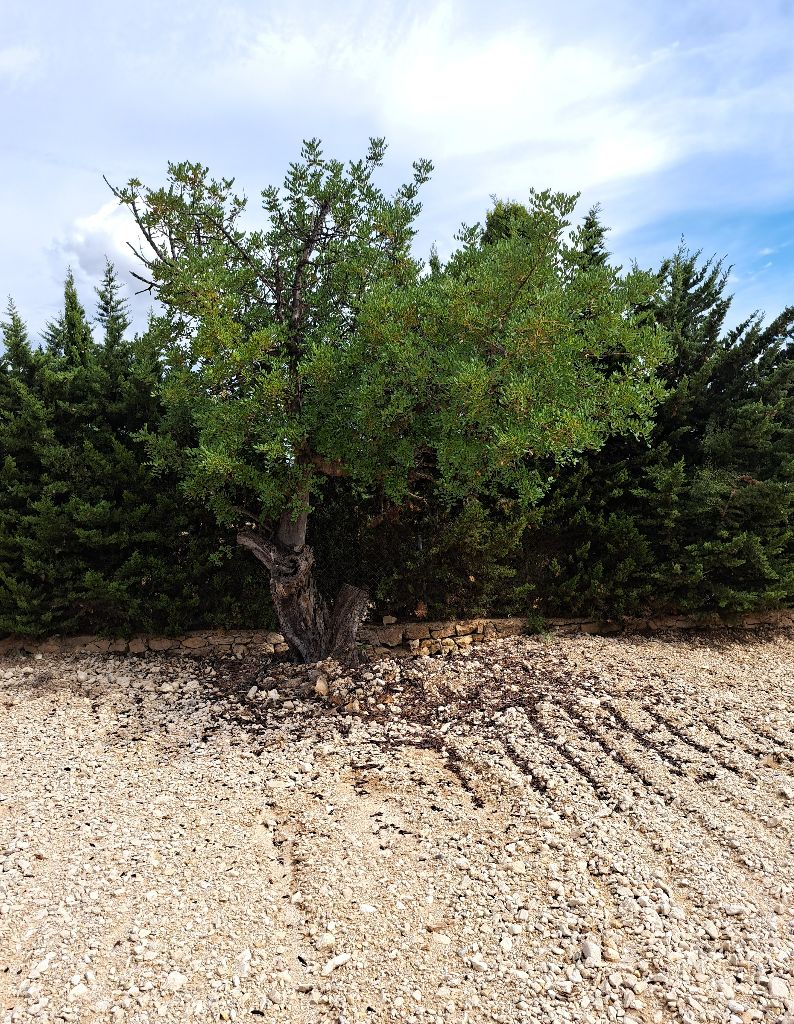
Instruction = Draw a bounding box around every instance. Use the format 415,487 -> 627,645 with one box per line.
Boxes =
2,0 -> 793,337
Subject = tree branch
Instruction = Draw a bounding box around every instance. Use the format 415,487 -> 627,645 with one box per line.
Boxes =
289,197 -> 332,335
236,529 -> 276,571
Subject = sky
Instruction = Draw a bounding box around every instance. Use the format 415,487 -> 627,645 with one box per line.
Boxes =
1,0 -> 793,339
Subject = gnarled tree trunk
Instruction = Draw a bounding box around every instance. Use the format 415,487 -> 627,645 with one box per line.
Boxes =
237,507 -> 370,664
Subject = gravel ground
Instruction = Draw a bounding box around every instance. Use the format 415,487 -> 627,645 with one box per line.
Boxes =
1,629 -> 793,1024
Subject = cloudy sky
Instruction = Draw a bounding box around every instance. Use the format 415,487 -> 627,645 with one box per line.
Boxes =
2,0 -> 793,338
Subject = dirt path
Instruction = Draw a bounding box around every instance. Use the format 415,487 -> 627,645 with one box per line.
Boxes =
1,630 -> 793,1023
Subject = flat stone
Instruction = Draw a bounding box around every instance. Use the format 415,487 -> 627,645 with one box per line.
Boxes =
377,626 -> 405,647
181,636 -> 209,649
767,976 -> 789,999
148,638 -> 179,651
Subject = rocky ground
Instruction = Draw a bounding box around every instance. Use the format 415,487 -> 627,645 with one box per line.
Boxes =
1,629 -> 793,1024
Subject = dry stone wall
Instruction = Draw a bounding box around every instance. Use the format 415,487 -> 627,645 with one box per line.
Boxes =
1,609 -> 792,660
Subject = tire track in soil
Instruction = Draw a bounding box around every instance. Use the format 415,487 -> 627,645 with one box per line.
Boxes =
565,705 -> 777,881
641,704 -> 761,782
448,727 -> 674,1020
469,718 -> 730,1021
611,701 -> 787,850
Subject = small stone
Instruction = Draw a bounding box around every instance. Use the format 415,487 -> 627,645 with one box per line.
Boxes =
499,935 -> 513,954
321,953 -> 350,976
314,677 -> 329,697
360,904 -> 376,914
246,685 -> 258,700
163,971 -> 187,992
581,939 -> 602,965
316,933 -> 335,949
767,976 -> 789,999
382,616 -> 398,625
70,983 -> 89,998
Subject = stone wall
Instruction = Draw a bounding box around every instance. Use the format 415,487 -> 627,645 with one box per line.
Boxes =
0,630 -> 290,659
1,608 -> 792,660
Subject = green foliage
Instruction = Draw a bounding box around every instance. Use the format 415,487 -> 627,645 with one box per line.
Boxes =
112,147 -> 667,575
526,246 -> 794,616
311,484 -> 533,620
3,145 -> 791,639
111,140 -> 433,532
0,271 -> 273,637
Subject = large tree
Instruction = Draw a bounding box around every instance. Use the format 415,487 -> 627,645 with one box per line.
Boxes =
111,139 -> 668,662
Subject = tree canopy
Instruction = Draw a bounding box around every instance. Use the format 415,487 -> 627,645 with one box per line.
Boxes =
109,139 -> 669,660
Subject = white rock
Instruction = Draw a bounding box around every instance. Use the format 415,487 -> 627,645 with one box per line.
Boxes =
246,686 -> 258,700
581,939 -> 601,965
499,935 -> 513,954
321,953 -> 350,976
360,904 -> 376,914
767,976 -> 789,999
70,983 -> 89,998
164,971 -> 188,992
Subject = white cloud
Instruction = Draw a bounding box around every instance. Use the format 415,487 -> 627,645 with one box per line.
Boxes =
195,1 -> 793,223
0,45 -> 40,85
58,201 -> 140,276
209,2 -> 671,191
52,201 -> 153,330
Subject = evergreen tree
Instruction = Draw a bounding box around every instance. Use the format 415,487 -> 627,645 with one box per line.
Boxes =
526,246 -> 794,616
42,269 -> 95,360
0,269 -> 273,637
0,301 -> 52,633
95,258 -> 131,351
575,204 -> 610,269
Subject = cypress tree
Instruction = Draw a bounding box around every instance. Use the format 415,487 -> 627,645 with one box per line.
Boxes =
527,245 -> 794,616
0,301 -> 53,633
95,257 -> 131,352
1,268 -> 274,637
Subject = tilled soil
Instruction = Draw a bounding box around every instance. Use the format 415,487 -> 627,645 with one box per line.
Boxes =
1,630 -> 793,1024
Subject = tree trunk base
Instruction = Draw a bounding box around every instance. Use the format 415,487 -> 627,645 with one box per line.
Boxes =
237,529 -> 370,664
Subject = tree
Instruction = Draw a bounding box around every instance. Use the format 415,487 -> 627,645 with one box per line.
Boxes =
0,300 -> 50,633
526,246 -> 794,617
0,271 -> 276,638
95,257 -> 132,352
110,140 -> 668,662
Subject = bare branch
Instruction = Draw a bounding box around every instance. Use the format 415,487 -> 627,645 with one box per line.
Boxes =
237,529 -> 276,571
